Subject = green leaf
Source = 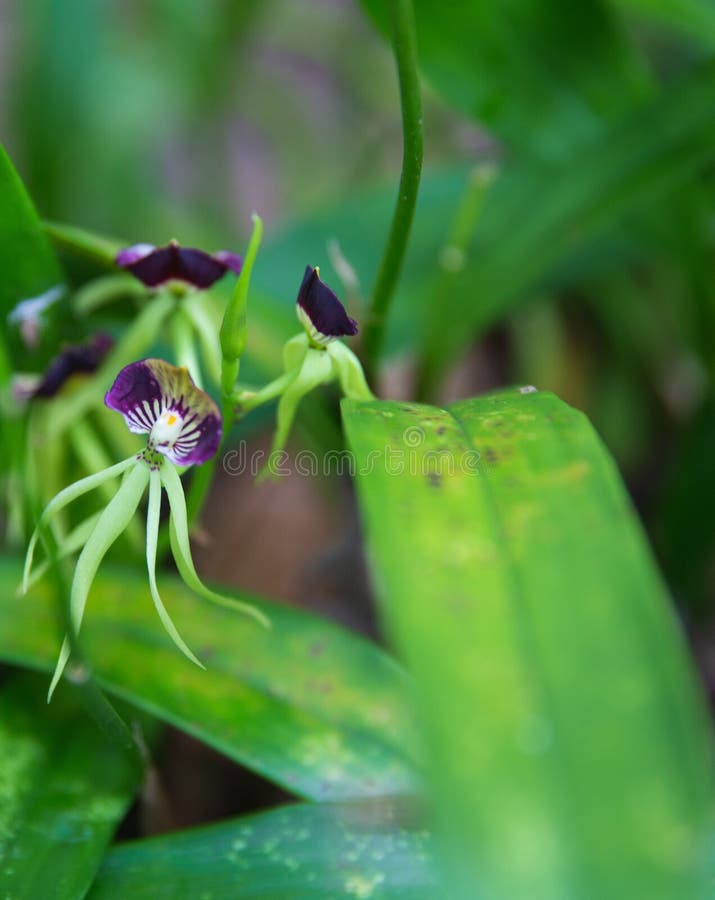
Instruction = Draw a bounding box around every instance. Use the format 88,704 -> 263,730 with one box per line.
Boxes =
0,671 -> 145,900
0,558 -> 418,802
359,0 -> 651,157
418,62 -> 715,392
0,144 -> 62,374
89,800 -> 437,899
0,145 -> 61,317
342,390 -> 715,899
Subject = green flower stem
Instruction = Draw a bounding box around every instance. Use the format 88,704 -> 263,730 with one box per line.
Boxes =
73,273 -> 147,316
42,219 -> 122,268
187,216 -> 263,529
415,164 -> 497,401
233,370 -> 299,417
220,213 -> 263,405
361,0 -> 423,381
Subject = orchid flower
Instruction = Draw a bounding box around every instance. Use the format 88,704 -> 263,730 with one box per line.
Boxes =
115,241 -> 244,389
235,265 -> 373,478
23,357 -> 268,701
116,241 -> 242,290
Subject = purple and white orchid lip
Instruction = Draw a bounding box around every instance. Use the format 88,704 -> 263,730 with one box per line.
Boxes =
105,359 -> 221,466
296,265 -> 358,347
116,240 -> 243,290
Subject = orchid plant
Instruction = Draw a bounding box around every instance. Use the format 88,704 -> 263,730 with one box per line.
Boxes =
21,217 -> 372,700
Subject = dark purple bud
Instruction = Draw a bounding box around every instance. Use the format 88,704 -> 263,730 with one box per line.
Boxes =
105,358 -> 221,466
33,333 -> 114,398
296,266 -> 358,347
116,241 -> 243,289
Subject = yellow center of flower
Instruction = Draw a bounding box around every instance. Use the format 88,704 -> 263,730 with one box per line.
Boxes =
150,408 -> 184,449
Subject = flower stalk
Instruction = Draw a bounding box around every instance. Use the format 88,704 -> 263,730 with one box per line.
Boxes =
361,0 -> 423,380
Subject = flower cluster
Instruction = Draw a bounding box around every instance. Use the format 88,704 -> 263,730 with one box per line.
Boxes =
23,226 -> 373,701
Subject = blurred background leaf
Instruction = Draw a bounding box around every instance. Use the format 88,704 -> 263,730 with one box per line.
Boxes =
360,0 -> 653,159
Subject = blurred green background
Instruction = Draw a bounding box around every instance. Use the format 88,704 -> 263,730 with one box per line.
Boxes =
2,0 -> 714,695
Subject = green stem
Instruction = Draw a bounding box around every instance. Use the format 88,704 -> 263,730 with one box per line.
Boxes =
185,216 -> 263,529
361,0 -> 423,381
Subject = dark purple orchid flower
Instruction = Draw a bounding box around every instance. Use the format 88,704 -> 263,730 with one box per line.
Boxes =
116,240 -> 242,290
105,358 -> 221,466
33,333 -> 114,399
296,265 -> 358,347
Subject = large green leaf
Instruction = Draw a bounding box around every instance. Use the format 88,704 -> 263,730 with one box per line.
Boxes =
342,389 -> 715,899
0,558 -> 418,802
89,799 -> 437,899
0,671 -> 144,900
360,0 -> 651,156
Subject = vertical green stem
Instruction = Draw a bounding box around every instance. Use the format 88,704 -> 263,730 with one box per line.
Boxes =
186,216 -> 263,528
362,0 -> 423,381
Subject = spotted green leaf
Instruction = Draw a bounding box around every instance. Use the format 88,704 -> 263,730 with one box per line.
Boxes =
342,389 -> 715,899
0,672 -> 145,900
89,799 -> 437,899
0,558 -> 418,802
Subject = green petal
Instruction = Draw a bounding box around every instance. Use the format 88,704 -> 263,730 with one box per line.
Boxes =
47,462 -> 149,701
259,349 -> 334,482
146,467 -> 204,668
169,307 -> 203,388
160,463 -> 269,629
23,455 -> 138,594
282,332 -> 310,371
328,340 -> 375,401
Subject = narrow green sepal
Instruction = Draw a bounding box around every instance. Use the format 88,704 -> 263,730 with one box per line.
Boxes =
183,294 -> 222,386
23,454 -> 138,594
283,333 -> 309,372
160,463 -> 269,628
47,461 -> 149,701
328,340 -> 375,400
146,467 -> 205,668
257,348 -> 334,483
22,511 -> 101,592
